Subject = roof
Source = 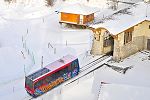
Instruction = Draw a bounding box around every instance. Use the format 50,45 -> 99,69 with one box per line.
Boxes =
99,83 -> 150,100
28,55 -> 77,80
60,3 -> 98,15
45,55 -> 77,71
91,2 -> 150,35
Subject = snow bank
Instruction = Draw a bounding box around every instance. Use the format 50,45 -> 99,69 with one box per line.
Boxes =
64,0 -> 108,8
99,83 -> 150,100
0,47 -> 26,84
93,51 -> 150,99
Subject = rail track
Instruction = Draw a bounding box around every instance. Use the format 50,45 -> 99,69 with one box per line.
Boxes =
80,55 -> 111,73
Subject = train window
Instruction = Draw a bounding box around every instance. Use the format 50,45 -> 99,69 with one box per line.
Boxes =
63,67 -> 68,73
59,70 -> 64,76
25,77 -> 33,89
34,80 -> 41,88
44,75 -> 53,84
74,61 -> 78,68
48,75 -> 52,82
68,65 -> 72,71
28,68 -> 50,80
71,62 -> 75,67
55,71 -> 60,79
51,74 -> 56,81
45,77 -> 50,83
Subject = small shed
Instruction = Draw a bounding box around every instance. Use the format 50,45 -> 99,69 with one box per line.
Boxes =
59,3 -> 98,25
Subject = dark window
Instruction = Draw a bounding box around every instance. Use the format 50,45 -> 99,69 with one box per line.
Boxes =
34,79 -> 42,88
71,60 -> 78,71
45,76 -> 51,83
74,61 -> 78,68
124,31 -> 132,44
25,77 -> 33,89
71,62 -> 75,70
34,74 -> 56,88
28,68 -> 50,80
68,65 -> 72,71
62,67 -> 68,73
103,31 -> 113,47
55,70 -> 62,79
149,25 -> 150,29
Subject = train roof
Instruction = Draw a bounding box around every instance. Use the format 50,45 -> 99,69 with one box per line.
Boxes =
27,55 -> 77,81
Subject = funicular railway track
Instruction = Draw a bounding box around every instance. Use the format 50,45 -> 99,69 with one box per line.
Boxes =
23,55 -> 111,100
65,55 -> 111,86
80,55 -> 111,73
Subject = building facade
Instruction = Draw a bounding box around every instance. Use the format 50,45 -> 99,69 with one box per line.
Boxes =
59,3 -> 96,25
91,20 -> 150,61
113,20 -> 150,61
60,12 -> 94,25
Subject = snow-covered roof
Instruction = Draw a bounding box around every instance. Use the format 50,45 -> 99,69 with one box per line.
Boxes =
45,55 -> 77,71
29,55 -> 77,81
99,83 -> 150,100
60,3 -> 98,15
91,2 -> 150,35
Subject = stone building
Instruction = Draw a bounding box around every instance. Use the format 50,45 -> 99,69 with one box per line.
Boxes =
90,2 -> 150,61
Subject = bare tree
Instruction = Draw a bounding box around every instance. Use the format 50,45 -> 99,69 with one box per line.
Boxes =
107,0 -> 118,10
45,0 -> 55,6
4,0 -> 13,3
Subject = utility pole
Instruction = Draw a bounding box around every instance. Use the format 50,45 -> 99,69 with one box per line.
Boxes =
41,56 -> 43,68
146,2 -> 148,17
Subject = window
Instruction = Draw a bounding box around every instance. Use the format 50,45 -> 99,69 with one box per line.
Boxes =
124,31 -> 132,44
103,31 -> 113,47
25,77 -> 33,89
62,67 -> 68,73
149,25 -> 150,29
45,76 -> 52,83
34,80 -> 43,88
74,61 -> 78,68
71,62 -> 75,71
71,60 -> 78,71
28,68 -> 50,80
68,65 -> 72,71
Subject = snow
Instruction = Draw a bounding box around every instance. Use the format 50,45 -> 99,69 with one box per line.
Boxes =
91,2 -> 150,35
45,55 -> 77,73
60,3 -> 99,15
93,51 -> 150,100
0,0 -> 150,100
0,0 -> 93,95
36,76 -> 95,100
63,0 -> 108,8
0,47 -> 24,84
99,83 -> 150,100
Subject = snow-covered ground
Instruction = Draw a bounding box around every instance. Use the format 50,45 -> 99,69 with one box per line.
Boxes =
99,83 -> 150,100
0,0 -> 150,100
0,0 -> 93,83
93,51 -> 150,100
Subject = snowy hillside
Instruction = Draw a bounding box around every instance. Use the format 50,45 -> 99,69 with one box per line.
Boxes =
0,0 -> 150,100
0,0 -> 93,81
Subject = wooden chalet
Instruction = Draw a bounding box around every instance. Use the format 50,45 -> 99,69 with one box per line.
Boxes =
59,3 -> 97,25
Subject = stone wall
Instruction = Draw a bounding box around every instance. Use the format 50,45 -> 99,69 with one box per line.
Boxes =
120,36 -> 144,59
113,20 -> 150,61
91,28 -> 114,55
